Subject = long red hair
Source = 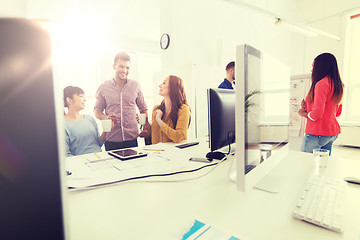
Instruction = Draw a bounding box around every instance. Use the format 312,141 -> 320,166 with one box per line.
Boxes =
157,75 -> 190,127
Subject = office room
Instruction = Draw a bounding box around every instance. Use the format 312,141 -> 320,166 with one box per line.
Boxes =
1,0 -> 360,239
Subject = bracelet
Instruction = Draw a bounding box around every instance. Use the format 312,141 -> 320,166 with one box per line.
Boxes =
307,112 -> 315,121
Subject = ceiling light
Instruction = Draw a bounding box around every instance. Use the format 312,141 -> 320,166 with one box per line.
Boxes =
274,18 -> 317,37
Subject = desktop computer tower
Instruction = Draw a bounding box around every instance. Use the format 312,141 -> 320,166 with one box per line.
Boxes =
0,19 -> 67,239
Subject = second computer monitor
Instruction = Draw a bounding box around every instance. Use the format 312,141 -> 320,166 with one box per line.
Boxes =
207,88 -> 236,152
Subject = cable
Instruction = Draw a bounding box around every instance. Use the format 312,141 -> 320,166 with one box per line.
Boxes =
69,158 -> 227,190
141,157 -> 228,183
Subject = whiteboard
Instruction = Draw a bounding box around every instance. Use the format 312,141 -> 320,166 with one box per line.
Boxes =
289,74 -> 311,150
289,74 -> 311,137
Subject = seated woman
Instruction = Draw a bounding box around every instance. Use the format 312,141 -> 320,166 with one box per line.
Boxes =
64,86 -> 111,156
140,75 -> 190,144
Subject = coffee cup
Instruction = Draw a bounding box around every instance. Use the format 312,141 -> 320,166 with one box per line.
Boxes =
139,113 -> 146,125
102,119 -> 112,132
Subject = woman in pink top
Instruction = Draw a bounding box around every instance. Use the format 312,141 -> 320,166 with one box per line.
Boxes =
298,53 -> 344,155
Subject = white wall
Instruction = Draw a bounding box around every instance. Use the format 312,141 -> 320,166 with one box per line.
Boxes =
0,0 -> 350,93
1,0 -> 358,143
304,15 -> 346,75
0,0 -> 26,17
159,0 -> 306,75
0,0 -> 355,83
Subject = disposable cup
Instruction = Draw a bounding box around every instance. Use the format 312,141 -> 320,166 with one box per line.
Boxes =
139,113 -> 146,125
259,144 -> 272,162
313,149 -> 329,168
102,119 -> 112,132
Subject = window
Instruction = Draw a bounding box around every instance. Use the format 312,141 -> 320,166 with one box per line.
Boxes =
343,13 -> 360,122
260,54 -> 290,124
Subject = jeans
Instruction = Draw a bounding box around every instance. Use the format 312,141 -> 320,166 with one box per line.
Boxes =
301,134 -> 338,156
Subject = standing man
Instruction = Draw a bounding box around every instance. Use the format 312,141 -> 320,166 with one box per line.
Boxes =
94,52 -> 148,150
218,61 -> 235,89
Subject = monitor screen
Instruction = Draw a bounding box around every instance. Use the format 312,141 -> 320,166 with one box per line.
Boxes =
207,88 -> 236,152
235,44 -> 290,192
0,19 -> 68,239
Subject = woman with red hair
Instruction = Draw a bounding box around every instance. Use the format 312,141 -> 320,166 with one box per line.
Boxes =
140,75 -> 190,144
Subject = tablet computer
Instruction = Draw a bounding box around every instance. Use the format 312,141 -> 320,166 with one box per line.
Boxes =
108,149 -> 147,161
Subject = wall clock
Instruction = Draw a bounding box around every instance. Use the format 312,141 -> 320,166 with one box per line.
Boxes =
160,33 -> 170,50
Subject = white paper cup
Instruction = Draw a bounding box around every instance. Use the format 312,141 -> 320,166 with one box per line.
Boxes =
313,149 -> 329,168
139,113 -> 146,125
102,119 -> 112,132
259,144 -> 272,162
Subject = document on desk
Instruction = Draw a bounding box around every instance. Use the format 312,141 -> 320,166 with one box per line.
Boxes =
177,219 -> 243,240
66,143 -> 205,188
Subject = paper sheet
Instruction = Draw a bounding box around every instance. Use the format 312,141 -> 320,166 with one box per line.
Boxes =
66,143 -> 207,188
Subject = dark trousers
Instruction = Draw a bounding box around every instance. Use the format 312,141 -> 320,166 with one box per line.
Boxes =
105,139 -> 138,151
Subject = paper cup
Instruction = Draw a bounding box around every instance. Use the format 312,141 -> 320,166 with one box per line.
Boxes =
139,113 -> 146,125
102,119 -> 112,132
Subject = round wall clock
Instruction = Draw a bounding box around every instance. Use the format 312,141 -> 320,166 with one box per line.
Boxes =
160,33 -> 170,50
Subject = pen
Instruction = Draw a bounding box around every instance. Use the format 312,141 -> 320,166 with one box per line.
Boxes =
143,149 -> 165,151
94,153 -> 101,158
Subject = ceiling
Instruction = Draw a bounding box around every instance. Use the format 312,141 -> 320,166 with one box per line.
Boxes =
225,0 -> 360,24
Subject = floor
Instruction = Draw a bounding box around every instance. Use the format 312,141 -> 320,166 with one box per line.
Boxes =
331,145 -> 360,160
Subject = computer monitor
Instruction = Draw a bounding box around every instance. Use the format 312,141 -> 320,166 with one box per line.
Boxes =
0,19 -> 68,239
234,44 -> 290,192
207,88 -> 236,153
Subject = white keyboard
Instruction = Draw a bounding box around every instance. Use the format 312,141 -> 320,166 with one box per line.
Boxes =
292,175 -> 346,233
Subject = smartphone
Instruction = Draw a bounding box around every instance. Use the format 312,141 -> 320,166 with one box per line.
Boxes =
189,157 -> 212,163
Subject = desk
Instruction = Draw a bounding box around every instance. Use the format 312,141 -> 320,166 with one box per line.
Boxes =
66,143 -> 360,240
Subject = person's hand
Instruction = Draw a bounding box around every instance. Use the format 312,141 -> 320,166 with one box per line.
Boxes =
108,113 -> 120,124
155,109 -> 163,121
301,99 -> 307,110
139,121 -> 151,138
111,119 -> 115,130
298,108 -> 308,118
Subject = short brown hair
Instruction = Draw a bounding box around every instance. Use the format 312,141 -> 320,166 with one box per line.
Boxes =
114,52 -> 130,64
226,61 -> 235,71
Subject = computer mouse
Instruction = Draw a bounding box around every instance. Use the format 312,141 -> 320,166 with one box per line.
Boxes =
344,177 -> 360,185
206,151 -> 226,160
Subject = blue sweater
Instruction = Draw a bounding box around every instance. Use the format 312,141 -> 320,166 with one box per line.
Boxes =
218,78 -> 234,89
64,114 -> 103,157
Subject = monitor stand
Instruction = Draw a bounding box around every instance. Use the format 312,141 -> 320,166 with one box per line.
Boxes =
228,162 -> 286,193
253,175 -> 286,193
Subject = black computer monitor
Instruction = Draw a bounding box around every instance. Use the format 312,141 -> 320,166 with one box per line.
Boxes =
0,19 -> 68,239
207,88 -> 236,153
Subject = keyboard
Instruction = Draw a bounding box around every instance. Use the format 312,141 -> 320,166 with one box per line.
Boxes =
175,141 -> 199,149
292,175 -> 346,233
